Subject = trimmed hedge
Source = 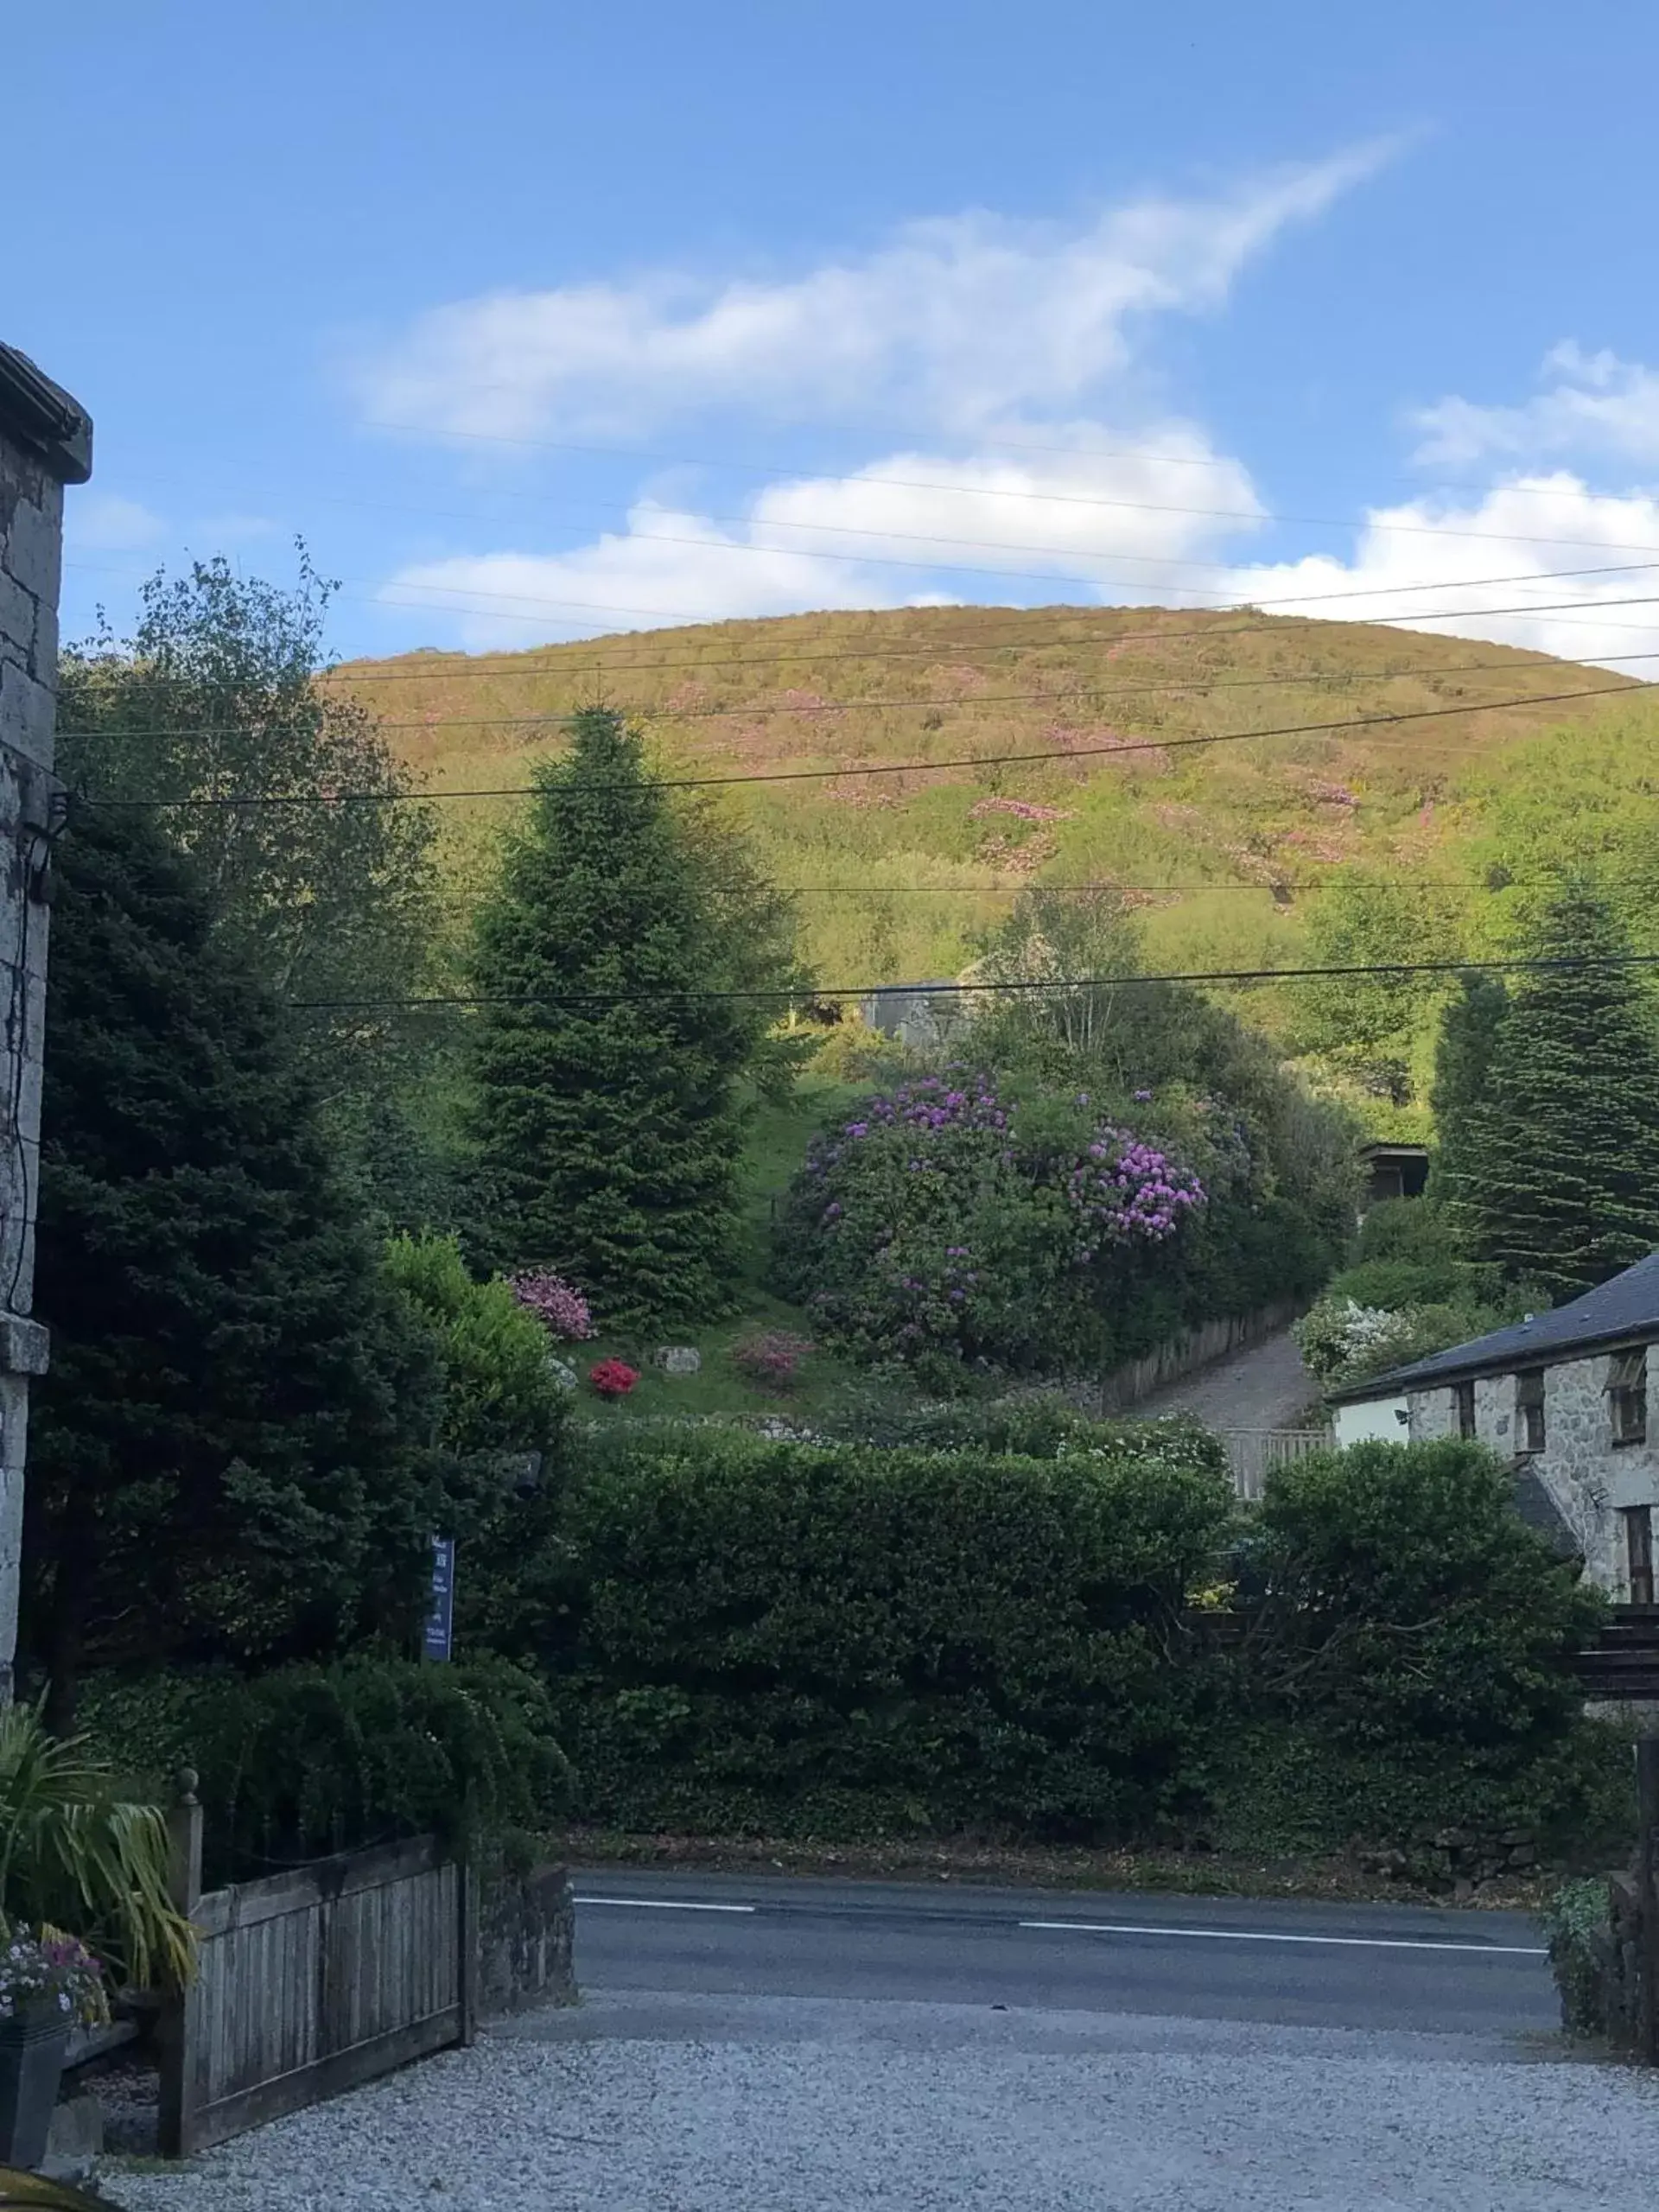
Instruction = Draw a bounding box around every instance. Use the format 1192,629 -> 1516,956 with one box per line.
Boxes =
538,1430 -> 1235,1840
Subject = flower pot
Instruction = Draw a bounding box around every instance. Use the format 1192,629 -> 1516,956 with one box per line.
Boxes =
0,2004 -> 70,2171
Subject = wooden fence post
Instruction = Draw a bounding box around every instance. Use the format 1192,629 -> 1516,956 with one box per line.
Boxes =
457,1848 -> 479,2050
158,1768 -> 205,2158
1637,1735 -> 1659,2064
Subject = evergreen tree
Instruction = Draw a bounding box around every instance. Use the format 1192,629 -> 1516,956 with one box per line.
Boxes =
464,709 -> 796,1326
1455,884 -> 1659,1298
24,805 -> 443,1729
1428,970 -> 1510,1226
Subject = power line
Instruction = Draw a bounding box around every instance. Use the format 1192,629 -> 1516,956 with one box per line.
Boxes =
68,556 -> 1659,686
287,950 -> 1659,1012
776,878 -> 1516,896
61,644 -> 1659,745
78,677 -> 1644,810
368,418 -> 1659,556
364,566 -> 1659,636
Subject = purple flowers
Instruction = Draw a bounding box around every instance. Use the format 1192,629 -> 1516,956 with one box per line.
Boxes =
785,1066 -> 1207,1376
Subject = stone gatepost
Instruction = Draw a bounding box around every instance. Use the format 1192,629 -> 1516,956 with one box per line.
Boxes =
0,343 -> 92,1701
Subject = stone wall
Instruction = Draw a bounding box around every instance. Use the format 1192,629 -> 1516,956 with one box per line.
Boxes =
0,351 -> 89,1701
1408,1345 -> 1659,1598
476,1863 -> 577,2017
1096,1298 -> 1301,1413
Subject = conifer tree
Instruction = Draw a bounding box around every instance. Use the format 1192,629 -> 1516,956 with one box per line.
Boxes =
1454,883 -> 1659,1298
1429,969 -> 1510,1228
24,805 -> 442,1728
463,709 -> 794,1326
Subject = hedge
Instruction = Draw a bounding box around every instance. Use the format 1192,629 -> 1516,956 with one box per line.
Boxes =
537,1430 -> 1235,1840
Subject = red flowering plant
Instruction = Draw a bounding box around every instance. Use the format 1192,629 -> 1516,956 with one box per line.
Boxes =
732,1330 -> 814,1389
588,1357 -> 639,1399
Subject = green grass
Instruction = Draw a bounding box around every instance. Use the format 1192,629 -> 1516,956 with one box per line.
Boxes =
569,1074 -> 905,1426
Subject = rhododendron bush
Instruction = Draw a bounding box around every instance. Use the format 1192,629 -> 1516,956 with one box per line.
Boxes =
774,1071 -> 1211,1381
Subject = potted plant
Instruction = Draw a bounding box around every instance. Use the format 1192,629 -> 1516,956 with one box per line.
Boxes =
0,1929 -> 105,2171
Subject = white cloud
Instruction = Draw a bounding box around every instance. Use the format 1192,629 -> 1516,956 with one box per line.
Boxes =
1220,475 -> 1659,669
752,424 -> 1262,576
379,427 -> 1268,644
357,145 -> 1394,442
1414,345 -> 1659,470
66,493 -> 166,552
382,503 -> 918,645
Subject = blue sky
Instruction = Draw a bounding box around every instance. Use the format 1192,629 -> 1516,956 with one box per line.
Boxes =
16,1 -> 1659,667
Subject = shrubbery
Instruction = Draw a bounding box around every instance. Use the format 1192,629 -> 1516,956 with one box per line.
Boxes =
536,1428 -> 1235,1840
1294,1200 -> 1535,1389
480,1427 -> 1618,1865
81,1656 -> 569,1887
773,1074 -> 1236,1384
1211,1439 -> 1617,1857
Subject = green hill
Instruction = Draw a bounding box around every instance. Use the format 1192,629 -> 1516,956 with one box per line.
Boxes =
328,603 -> 1658,1131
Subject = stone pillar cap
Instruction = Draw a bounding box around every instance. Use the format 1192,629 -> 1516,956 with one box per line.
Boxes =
0,342 -> 92,483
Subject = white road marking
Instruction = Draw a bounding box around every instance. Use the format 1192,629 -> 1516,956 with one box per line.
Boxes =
575,1896 -> 758,1913
1018,1919 -> 1546,1956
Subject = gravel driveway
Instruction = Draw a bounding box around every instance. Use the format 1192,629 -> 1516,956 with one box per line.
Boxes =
108,1990 -> 1659,2212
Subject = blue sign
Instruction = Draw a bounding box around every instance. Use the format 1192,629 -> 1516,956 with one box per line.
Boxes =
423,1535 -> 455,1662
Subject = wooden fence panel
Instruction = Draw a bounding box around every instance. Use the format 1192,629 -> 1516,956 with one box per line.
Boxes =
161,1793 -> 472,2158
1214,1427 -> 1332,1502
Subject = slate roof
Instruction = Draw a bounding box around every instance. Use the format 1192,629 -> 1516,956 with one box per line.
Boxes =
1332,1249 -> 1659,1401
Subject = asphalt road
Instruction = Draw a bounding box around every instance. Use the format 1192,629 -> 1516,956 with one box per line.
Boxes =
550,1868 -> 1554,2042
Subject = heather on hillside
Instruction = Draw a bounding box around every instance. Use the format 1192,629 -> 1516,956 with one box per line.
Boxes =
327,604 -> 1648,1123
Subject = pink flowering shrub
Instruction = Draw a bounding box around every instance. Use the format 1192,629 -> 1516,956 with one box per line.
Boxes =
510,1270 -> 597,1342
732,1329 -> 815,1389
589,1357 -> 639,1399
772,1071 -> 1208,1383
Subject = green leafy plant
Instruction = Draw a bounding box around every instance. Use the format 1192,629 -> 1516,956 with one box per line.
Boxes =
1541,1876 -> 1615,2037
0,1707 -> 194,1993
174,1655 -> 570,1884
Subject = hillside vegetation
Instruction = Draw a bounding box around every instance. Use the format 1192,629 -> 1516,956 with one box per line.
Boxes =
330,606 -> 1625,941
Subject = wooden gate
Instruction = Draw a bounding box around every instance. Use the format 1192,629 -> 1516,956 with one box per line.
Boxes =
1214,1427 -> 1332,1502
160,1777 -> 474,2157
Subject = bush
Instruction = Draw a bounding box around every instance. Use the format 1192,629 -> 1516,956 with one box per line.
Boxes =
89,1656 -> 570,1887
384,1234 -> 572,1470
538,1429 -> 1236,1840
509,1270 -> 598,1343
773,1074 -> 1208,1382
1240,1440 -> 1605,1763
0,1705 -> 194,1992
1541,1878 -> 1618,2037
731,1331 -> 815,1389
830,1396 -> 1226,1478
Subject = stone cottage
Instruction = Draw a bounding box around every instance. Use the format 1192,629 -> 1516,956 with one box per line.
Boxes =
0,341 -> 92,1700
1329,1252 -> 1659,1603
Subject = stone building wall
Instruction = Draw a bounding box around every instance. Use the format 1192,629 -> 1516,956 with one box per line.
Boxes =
1407,1345 -> 1659,1598
0,347 -> 90,1700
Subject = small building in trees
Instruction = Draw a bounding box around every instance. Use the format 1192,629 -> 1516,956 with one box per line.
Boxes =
1357,1141 -> 1429,1211
1330,1252 -> 1659,1605
0,342 -> 91,1702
